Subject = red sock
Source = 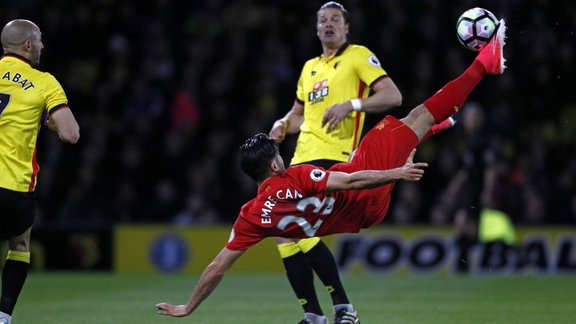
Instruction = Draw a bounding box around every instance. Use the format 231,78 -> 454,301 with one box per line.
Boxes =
423,60 -> 486,123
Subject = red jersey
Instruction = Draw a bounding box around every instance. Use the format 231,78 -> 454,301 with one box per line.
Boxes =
227,116 -> 420,251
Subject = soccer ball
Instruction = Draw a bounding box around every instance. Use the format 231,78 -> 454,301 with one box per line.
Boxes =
456,7 -> 499,51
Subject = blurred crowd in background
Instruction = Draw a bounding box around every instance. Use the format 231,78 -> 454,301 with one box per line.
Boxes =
1,0 -> 574,228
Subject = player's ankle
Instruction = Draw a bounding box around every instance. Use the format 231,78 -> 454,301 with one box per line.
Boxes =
304,312 -> 328,324
333,304 -> 355,313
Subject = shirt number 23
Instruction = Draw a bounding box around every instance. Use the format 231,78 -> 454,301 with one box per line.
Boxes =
276,196 -> 335,237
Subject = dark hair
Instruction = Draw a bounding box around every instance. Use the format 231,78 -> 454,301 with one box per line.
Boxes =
318,1 -> 350,23
239,133 -> 279,182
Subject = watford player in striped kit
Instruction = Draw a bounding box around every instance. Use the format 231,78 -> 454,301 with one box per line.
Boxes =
0,19 -> 79,324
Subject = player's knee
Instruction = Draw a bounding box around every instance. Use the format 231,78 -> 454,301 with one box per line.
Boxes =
8,230 -> 31,252
8,241 -> 30,252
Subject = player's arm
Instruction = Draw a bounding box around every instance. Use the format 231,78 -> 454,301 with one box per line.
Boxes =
325,149 -> 427,193
360,76 -> 402,113
155,247 -> 245,317
322,77 -> 402,133
45,107 -> 80,144
269,99 -> 304,143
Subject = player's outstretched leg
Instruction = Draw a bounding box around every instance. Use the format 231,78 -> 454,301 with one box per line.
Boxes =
422,20 -> 507,124
476,19 -> 507,75
401,19 -> 507,140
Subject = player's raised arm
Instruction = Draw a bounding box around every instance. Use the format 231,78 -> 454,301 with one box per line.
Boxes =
155,247 -> 245,317
325,149 -> 427,192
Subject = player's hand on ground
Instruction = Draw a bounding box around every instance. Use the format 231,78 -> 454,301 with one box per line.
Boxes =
156,302 -> 190,317
322,102 -> 351,133
400,149 -> 428,181
269,119 -> 288,143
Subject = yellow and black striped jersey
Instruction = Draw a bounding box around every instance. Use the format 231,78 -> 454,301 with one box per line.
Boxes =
292,43 -> 387,165
0,54 -> 68,192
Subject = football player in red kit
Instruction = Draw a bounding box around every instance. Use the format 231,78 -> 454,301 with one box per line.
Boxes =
156,18 -> 507,319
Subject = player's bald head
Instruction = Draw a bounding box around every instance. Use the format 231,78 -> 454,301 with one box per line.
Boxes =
1,19 -> 41,51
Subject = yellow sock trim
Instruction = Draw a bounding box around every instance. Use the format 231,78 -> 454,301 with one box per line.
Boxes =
7,250 -> 30,263
277,242 -> 301,258
296,237 -> 320,253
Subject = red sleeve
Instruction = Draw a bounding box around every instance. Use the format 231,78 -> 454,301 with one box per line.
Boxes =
287,164 -> 329,196
225,211 -> 265,251
226,166 -> 329,250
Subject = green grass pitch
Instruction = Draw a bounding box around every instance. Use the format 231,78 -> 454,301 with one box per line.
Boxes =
14,272 -> 576,323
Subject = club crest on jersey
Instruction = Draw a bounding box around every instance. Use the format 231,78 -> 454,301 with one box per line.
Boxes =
368,55 -> 381,67
310,169 -> 326,182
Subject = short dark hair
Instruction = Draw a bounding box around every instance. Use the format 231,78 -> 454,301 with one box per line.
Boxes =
318,1 -> 350,23
239,133 -> 279,182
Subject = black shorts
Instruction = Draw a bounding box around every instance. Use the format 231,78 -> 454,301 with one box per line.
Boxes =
0,187 -> 36,239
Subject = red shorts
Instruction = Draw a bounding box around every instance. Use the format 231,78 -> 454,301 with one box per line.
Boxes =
331,115 -> 419,173
330,115 -> 419,228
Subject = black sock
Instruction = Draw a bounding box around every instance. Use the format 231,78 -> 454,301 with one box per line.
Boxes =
282,252 -> 323,315
304,240 -> 350,305
1,259 -> 30,315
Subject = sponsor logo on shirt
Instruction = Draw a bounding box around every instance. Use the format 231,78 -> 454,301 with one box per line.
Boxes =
308,79 -> 329,104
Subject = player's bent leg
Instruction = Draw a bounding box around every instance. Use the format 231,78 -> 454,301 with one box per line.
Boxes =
276,237 -> 324,316
400,105 -> 437,141
298,239 -> 351,305
0,228 -> 32,324
420,117 -> 456,142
